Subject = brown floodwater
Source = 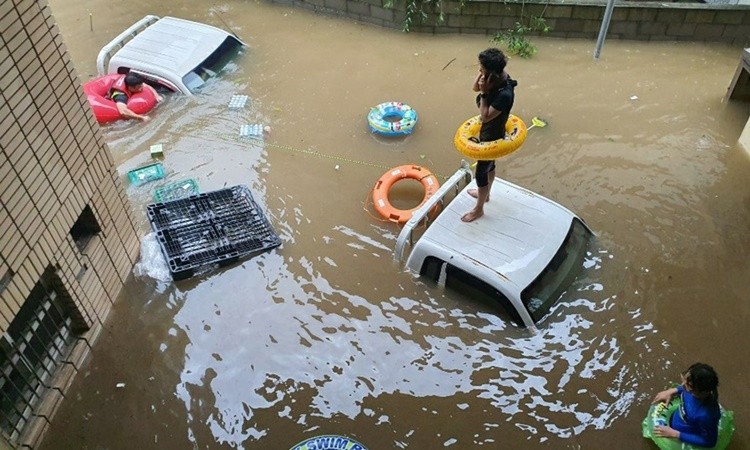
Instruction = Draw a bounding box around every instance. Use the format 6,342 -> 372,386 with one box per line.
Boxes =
40,0 -> 750,449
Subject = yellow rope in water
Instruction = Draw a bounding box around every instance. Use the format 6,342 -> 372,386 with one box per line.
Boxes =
198,132 -> 464,224
362,189 -> 392,223
186,117 -> 543,224
199,131 -> 455,178
264,140 -> 395,172
195,114 -> 545,179
190,131 -> 477,225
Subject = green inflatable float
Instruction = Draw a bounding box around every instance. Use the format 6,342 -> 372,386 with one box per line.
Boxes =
642,396 -> 735,450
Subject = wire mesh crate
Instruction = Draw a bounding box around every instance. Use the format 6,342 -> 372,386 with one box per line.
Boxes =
152,178 -> 200,203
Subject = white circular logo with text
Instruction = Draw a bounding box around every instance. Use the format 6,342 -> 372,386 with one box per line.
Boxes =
289,434 -> 369,450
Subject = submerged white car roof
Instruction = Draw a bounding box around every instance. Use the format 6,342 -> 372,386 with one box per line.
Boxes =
108,16 -> 233,78
414,178 -> 576,291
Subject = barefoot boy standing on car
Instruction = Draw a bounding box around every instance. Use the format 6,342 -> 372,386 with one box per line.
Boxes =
462,48 -> 517,223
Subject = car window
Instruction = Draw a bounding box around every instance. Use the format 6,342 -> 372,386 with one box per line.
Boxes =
124,70 -> 178,93
420,256 -> 444,282
521,218 -> 592,323
182,36 -> 243,93
422,258 -> 524,326
445,265 -> 524,326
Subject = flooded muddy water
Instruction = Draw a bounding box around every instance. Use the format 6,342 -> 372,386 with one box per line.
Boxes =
41,0 -> 750,449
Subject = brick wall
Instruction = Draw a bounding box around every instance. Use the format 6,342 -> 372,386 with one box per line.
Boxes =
0,0 -> 140,447
270,0 -> 750,46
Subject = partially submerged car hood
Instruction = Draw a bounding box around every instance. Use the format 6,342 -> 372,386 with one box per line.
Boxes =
415,179 -> 576,291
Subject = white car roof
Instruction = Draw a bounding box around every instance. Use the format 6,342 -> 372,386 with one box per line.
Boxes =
107,16 -> 237,81
407,177 -> 577,292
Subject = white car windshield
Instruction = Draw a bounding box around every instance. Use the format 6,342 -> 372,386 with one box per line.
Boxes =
182,36 -> 243,93
521,218 -> 592,323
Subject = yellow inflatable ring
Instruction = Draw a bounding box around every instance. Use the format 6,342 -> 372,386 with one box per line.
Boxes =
454,114 -> 527,160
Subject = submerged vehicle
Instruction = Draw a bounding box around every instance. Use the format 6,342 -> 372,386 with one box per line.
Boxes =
394,162 -> 594,328
95,15 -> 245,95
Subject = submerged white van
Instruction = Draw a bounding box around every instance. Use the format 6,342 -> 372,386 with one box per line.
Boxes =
395,162 -> 593,328
96,15 -> 245,95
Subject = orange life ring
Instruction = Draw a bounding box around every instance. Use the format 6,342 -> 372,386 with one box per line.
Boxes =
454,114 -> 527,160
372,165 -> 440,225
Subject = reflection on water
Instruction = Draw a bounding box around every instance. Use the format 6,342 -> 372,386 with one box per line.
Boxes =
41,0 -> 750,449
169,246 -> 644,448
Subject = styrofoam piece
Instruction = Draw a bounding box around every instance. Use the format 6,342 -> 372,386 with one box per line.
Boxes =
240,124 -> 264,138
228,95 -> 249,109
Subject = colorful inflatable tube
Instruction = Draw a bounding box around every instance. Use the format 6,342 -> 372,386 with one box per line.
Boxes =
83,74 -> 157,124
454,114 -> 527,160
367,102 -> 418,136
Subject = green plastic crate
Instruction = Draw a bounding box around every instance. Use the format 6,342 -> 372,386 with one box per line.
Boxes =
152,178 -> 200,203
127,163 -> 165,186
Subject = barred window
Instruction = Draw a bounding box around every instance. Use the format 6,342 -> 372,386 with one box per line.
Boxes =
0,277 -> 75,444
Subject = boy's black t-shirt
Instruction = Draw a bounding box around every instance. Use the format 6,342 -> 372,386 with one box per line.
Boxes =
475,76 -> 516,142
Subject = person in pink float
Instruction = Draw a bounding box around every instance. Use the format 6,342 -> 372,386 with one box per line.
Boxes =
107,73 -> 163,122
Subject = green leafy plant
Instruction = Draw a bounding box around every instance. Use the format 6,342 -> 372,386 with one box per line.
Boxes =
492,16 -> 551,58
385,0 -> 465,32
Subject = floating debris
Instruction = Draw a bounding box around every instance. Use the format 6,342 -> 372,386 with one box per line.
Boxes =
150,143 -> 164,158
128,163 -> 165,186
152,178 -> 199,203
228,94 -> 249,109
240,123 -> 264,138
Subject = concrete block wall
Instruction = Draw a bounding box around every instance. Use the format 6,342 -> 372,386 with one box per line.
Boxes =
0,0 -> 140,447
270,0 -> 750,46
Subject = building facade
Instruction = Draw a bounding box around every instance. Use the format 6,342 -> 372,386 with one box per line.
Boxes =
0,0 -> 140,447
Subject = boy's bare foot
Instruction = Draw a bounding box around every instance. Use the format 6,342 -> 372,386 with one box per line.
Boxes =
467,188 -> 490,202
461,209 -> 484,222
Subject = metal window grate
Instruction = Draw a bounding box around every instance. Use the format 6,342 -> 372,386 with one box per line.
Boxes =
0,280 -> 75,443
